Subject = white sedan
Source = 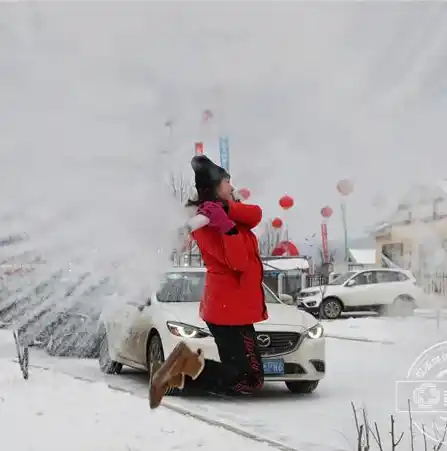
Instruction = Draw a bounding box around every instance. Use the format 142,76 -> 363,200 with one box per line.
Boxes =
297,268 -> 424,319
98,266 -> 326,394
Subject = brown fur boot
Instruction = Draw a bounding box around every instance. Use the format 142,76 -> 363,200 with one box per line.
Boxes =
149,362 -> 185,397
167,373 -> 185,391
149,342 -> 204,409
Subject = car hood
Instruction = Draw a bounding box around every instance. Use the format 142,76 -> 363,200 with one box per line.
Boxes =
156,302 -> 318,332
300,284 -> 342,294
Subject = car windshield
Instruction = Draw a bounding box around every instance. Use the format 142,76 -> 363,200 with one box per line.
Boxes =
328,271 -> 357,285
157,271 -> 280,304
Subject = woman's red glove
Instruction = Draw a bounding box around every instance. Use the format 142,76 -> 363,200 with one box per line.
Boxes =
198,201 -> 236,234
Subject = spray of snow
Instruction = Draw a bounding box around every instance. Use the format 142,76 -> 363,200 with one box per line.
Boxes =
1,3 -> 447,347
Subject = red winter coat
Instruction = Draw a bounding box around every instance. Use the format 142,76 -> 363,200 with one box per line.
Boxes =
192,201 -> 268,326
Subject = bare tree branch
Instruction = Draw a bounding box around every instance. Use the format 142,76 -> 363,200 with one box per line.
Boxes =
408,399 -> 415,451
169,172 -> 192,204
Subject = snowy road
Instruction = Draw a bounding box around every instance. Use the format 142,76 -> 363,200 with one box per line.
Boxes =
0,358 -> 279,451
1,315 -> 447,451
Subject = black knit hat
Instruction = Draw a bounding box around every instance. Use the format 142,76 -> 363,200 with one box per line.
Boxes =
191,155 -> 230,199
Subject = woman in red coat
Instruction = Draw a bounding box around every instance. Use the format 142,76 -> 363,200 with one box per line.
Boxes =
150,155 -> 268,408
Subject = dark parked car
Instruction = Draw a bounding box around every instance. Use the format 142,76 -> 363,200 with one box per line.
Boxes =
2,270 -> 110,359
45,310 -> 101,358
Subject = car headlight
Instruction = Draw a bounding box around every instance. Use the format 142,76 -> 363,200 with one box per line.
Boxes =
306,324 -> 324,339
166,321 -> 212,339
298,291 -> 320,298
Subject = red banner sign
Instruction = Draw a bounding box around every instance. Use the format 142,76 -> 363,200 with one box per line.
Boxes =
194,142 -> 204,154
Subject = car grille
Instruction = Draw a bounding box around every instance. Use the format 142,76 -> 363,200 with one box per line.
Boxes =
255,331 -> 301,356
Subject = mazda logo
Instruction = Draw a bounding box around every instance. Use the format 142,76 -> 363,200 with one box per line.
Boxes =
257,334 -> 271,348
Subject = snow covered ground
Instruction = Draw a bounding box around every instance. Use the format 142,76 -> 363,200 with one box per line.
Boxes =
1,314 -> 447,451
0,353 -> 277,451
323,310 -> 447,343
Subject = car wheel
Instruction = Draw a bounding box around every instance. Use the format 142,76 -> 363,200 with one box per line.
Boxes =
146,334 -> 180,395
385,295 -> 416,317
147,333 -> 165,379
320,297 -> 343,319
98,326 -> 122,375
285,380 -> 319,394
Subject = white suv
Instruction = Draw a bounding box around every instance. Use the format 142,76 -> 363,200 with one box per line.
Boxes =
297,268 -> 423,319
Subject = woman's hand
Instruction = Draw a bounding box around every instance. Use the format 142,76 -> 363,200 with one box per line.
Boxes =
198,201 -> 236,234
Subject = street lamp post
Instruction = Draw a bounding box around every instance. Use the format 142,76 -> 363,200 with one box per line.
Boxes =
336,179 -> 354,262
320,206 -> 333,265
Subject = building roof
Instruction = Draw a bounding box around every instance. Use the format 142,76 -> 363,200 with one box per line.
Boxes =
383,182 -> 447,226
262,257 -> 310,271
348,248 -> 376,265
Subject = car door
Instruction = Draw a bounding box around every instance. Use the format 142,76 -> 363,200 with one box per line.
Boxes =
119,296 -> 154,365
374,270 -> 408,305
342,271 -> 378,307
105,300 -> 140,363
123,273 -> 191,366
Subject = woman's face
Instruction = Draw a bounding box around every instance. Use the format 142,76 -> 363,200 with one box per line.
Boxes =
216,178 -> 233,201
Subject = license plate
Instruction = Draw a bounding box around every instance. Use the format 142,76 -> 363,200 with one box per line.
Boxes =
262,358 -> 285,375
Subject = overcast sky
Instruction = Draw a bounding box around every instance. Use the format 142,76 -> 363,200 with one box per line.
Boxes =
2,1 -> 447,269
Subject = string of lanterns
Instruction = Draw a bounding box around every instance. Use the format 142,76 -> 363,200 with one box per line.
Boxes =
176,108 -> 355,262
269,195 -> 299,256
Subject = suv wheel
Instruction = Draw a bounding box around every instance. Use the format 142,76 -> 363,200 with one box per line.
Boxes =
384,295 -> 416,317
320,297 -> 343,319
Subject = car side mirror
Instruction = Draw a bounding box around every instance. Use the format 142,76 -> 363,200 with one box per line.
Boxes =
346,279 -> 355,287
279,294 -> 295,305
129,298 -> 150,311
138,297 -> 152,311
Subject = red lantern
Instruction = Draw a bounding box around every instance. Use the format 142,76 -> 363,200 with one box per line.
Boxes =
238,188 -> 251,200
279,195 -> 294,210
271,217 -> 283,229
321,206 -> 333,218
337,179 -> 353,196
272,241 -> 299,257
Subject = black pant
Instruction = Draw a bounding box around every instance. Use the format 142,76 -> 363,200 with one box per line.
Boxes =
183,323 -> 264,395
